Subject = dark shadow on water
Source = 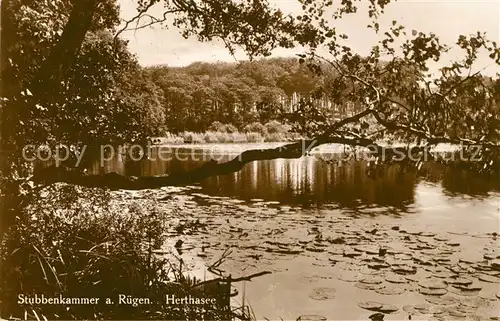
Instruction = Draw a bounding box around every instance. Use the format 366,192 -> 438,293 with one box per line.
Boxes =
83,149 -> 500,211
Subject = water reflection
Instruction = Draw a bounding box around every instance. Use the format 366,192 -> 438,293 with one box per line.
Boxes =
88,148 -> 500,210
201,158 -> 418,210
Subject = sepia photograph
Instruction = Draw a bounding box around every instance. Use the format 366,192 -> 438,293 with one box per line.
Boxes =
1,0 -> 499,320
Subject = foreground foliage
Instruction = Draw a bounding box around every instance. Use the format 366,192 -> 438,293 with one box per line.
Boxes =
0,184 -> 235,320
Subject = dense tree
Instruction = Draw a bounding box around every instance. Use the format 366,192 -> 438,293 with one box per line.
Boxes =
145,57 -> 338,131
0,0 -> 169,174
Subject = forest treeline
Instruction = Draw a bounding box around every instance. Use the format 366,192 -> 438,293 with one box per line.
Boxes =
142,57 -> 365,133
133,57 -> 500,141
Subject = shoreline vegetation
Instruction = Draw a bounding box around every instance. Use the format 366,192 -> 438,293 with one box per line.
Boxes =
154,121 -> 303,145
147,121 -> 465,153
0,184 -> 251,320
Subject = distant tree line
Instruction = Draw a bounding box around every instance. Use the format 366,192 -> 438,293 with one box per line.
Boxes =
143,58 -> 370,133
133,57 -> 500,140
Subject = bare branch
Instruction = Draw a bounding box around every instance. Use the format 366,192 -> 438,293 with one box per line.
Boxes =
191,271 -> 272,289
114,0 -> 159,40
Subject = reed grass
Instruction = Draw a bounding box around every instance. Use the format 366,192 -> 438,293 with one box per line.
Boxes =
155,131 -> 300,145
0,184 -> 244,320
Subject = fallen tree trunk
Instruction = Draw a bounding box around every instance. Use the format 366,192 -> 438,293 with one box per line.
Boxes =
29,136 -> 440,190
29,109 -> 384,189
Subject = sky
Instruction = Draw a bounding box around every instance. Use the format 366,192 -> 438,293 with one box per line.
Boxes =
118,0 -> 500,75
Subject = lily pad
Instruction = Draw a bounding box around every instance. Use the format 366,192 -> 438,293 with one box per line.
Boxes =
308,287 -> 336,300
448,286 -> 481,296
378,304 -> 399,313
448,310 -> 467,318
445,277 -> 473,285
490,259 -> 500,271
405,274 -> 424,282
457,298 -> 481,308
419,279 -> 448,289
482,270 -> 500,276
392,265 -> 417,275
473,263 -> 494,272
354,245 -> 379,255
375,285 -> 407,295
402,305 -> 417,314
368,262 -> 390,270
355,282 -> 384,291
424,296 -> 459,306
414,257 -> 435,266
452,282 -> 482,292
296,315 -> 327,321
394,253 -> 413,261
484,252 -> 499,260
419,287 -> 448,296
337,270 -> 363,282
406,303 -> 433,314
276,247 -> 303,255
306,246 -> 325,253
478,289 -> 499,300
432,271 -> 456,279
360,276 -> 384,284
328,255 -> 348,263
385,273 -> 407,284
479,274 -> 500,283
337,262 -> 361,271
343,249 -> 362,257
459,257 -> 482,264
433,256 -> 452,264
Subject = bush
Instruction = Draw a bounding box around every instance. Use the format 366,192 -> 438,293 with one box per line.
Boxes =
231,132 -> 248,143
246,132 -> 264,143
286,131 -> 303,141
207,122 -> 238,134
243,122 -> 267,135
223,123 -> 238,134
203,132 -> 220,143
162,133 -> 184,144
264,120 -> 287,134
162,129 -> 301,144
264,132 -> 286,142
182,132 -> 204,144
207,121 -> 226,132
0,186 -> 165,320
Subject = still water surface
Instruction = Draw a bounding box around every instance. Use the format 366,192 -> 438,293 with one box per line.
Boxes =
91,144 -> 500,210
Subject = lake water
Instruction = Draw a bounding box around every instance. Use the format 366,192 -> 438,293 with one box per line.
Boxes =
92,144 -> 500,207
100,144 -> 500,320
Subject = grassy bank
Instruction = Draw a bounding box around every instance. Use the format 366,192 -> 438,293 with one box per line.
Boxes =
0,184 -> 237,320
154,131 -> 302,145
